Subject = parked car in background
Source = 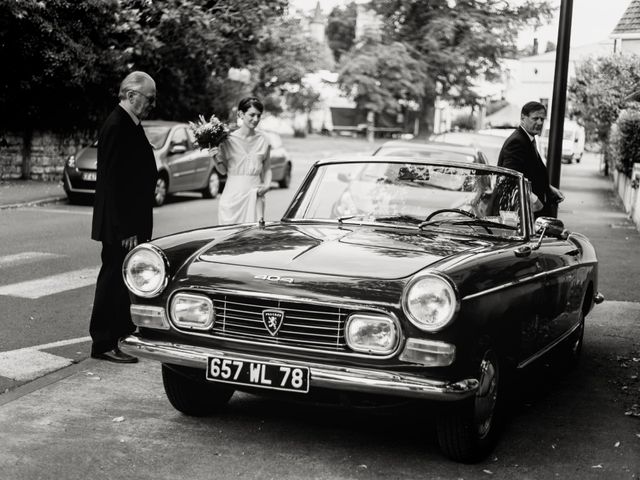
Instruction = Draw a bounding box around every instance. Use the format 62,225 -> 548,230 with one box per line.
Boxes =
538,119 -> 585,164
372,140 -> 489,164
63,122 -> 292,206
430,131 -> 509,165
119,155 -> 602,463
261,130 -> 292,188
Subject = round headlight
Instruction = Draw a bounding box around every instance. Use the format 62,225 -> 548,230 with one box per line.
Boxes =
123,244 -> 168,298
403,273 -> 457,332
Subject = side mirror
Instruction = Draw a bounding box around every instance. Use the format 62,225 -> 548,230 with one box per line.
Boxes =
535,216 -> 569,240
169,144 -> 187,155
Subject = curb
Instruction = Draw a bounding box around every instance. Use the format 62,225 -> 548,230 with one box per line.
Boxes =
0,196 -> 68,211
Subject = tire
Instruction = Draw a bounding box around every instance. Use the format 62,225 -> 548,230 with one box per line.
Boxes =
66,192 -> 84,205
436,349 -> 502,463
162,364 -> 234,417
202,170 -> 221,198
278,163 -> 291,189
154,174 -> 168,206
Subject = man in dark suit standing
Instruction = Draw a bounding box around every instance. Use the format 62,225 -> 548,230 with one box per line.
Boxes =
89,71 -> 158,363
498,101 -> 564,217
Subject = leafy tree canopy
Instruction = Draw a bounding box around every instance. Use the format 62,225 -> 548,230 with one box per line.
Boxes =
249,17 -> 333,113
369,0 -> 553,105
338,36 -> 425,115
0,0 -> 291,132
0,0 -> 128,132
326,2 -> 357,62
568,54 -> 640,145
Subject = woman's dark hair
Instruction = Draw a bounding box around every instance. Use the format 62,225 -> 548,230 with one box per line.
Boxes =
238,96 -> 264,114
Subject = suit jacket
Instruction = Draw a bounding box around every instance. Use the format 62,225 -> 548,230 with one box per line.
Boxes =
497,126 -> 552,216
91,106 -> 157,244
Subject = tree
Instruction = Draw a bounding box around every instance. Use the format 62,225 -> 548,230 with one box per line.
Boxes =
326,2 -> 357,62
568,54 -> 640,175
0,0 -> 293,177
248,17 -> 333,112
338,36 -> 425,141
569,54 -> 640,145
120,0 -> 290,122
368,0 -> 553,133
0,0 -> 129,133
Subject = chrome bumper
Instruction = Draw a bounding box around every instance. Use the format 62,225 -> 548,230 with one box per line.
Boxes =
120,334 -> 479,401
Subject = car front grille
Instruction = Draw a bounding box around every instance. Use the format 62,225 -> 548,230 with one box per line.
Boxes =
208,293 -> 348,352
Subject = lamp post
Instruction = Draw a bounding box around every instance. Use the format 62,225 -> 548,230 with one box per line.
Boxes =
546,0 -> 573,217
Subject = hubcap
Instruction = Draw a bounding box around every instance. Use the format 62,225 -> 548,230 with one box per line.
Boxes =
474,351 -> 499,438
155,178 -> 167,204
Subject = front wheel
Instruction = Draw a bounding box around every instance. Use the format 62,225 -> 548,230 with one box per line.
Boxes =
436,349 -> 502,463
162,364 -> 234,416
202,170 -> 221,198
278,163 -> 292,189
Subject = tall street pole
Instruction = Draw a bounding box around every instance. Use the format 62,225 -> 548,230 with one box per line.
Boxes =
547,0 -> 573,217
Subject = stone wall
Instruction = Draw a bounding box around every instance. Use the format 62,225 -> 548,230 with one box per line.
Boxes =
0,131 -> 94,181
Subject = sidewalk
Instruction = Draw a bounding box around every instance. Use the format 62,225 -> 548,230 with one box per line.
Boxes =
0,179 -> 66,209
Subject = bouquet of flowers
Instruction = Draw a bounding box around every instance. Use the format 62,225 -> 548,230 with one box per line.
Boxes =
188,114 -> 230,150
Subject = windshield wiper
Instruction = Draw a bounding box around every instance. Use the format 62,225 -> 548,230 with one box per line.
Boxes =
418,218 -> 518,234
373,214 -> 423,225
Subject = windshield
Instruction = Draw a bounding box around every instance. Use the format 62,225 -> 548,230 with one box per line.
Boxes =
374,147 -> 476,163
143,126 -> 172,149
286,161 -> 525,239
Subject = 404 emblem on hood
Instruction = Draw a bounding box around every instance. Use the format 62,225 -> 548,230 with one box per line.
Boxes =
254,274 -> 294,283
262,309 -> 285,336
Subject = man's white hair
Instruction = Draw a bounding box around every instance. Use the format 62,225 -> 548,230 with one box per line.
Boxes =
118,71 -> 155,100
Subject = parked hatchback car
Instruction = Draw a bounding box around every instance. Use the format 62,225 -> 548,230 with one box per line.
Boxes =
63,122 -> 292,206
120,155 -> 602,462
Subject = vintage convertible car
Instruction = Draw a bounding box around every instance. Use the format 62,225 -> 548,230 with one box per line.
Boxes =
120,156 -> 603,462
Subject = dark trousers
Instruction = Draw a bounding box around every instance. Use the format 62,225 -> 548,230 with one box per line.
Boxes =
89,242 -> 135,355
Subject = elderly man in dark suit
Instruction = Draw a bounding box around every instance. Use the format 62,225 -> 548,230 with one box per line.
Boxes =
89,71 -> 158,363
498,101 -> 564,217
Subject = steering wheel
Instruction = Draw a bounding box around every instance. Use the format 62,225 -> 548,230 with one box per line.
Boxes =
425,208 -> 478,222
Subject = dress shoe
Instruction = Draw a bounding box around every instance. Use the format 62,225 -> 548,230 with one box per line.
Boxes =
91,347 -> 138,364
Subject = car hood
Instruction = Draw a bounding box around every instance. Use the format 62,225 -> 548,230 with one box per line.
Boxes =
196,223 -> 491,280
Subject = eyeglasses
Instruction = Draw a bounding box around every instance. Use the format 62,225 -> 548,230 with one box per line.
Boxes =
129,90 -> 156,104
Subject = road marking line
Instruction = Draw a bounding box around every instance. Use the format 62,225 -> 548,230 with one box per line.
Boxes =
0,336 -> 91,381
0,266 -> 100,298
0,251 -> 64,268
8,336 -> 92,354
0,350 -> 74,381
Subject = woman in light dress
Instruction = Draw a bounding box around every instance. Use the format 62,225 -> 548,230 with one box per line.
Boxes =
214,97 -> 272,225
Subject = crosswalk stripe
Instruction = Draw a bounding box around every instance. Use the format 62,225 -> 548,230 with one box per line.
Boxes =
8,336 -> 92,354
0,337 -> 91,381
0,266 -> 100,299
0,350 -> 75,381
0,252 -> 64,267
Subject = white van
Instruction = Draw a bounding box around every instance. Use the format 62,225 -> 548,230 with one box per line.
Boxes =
539,119 -> 585,164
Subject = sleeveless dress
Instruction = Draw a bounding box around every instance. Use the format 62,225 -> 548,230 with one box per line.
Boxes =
217,130 -> 270,225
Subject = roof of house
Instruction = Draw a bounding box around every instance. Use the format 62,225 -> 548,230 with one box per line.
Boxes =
613,0 -> 640,35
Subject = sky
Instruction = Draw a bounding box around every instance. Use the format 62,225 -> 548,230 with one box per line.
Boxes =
289,0 -> 631,48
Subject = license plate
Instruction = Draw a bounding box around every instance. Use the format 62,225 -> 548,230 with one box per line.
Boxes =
82,172 -> 97,181
206,356 -> 309,393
